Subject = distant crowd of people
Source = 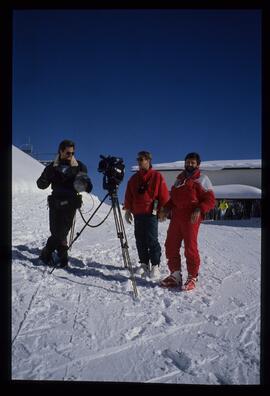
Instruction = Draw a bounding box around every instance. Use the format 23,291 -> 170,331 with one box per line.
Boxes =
205,199 -> 261,221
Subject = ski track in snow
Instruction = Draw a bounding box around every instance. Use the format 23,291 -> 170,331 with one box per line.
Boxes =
12,192 -> 261,384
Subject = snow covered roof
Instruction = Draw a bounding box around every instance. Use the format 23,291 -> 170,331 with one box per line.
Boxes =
212,184 -> 261,199
132,159 -> 261,171
131,158 -> 261,199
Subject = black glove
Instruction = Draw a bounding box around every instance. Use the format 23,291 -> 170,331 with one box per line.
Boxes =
36,165 -> 54,189
44,165 -> 55,181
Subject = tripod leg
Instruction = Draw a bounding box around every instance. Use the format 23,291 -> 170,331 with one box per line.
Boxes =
111,199 -> 125,264
110,193 -> 138,298
68,211 -> 76,251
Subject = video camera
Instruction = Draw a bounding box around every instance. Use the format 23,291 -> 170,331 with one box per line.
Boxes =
98,155 -> 125,192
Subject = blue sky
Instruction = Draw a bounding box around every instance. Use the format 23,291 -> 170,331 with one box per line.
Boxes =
12,9 -> 261,201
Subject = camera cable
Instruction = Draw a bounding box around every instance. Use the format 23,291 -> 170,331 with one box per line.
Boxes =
78,204 -> 112,228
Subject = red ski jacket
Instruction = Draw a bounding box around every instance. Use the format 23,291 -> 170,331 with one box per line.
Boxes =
124,168 -> 170,215
165,168 -> 215,219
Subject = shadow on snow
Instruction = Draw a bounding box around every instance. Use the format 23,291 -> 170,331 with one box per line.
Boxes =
12,244 -> 157,289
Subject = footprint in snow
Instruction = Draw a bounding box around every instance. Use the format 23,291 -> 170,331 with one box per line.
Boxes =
14,343 -> 31,359
162,349 -> 192,372
153,315 -> 166,327
162,297 -> 172,308
234,315 -> 246,324
229,296 -> 245,308
201,296 -> 213,306
154,287 -> 165,297
203,255 -> 213,264
125,326 -> 144,340
206,314 -> 220,326
161,311 -> 174,325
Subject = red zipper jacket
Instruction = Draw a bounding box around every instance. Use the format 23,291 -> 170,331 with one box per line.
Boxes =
165,168 -> 215,219
124,168 -> 170,215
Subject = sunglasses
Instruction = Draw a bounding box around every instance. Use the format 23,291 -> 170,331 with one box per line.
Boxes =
65,151 -> 75,156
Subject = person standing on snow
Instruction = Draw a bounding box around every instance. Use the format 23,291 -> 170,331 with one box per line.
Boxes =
124,151 -> 170,279
218,199 -> 229,220
37,139 -> 93,268
159,152 -> 215,291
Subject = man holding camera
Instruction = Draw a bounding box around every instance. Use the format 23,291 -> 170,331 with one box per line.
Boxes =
37,139 -> 92,268
124,151 -> 169,279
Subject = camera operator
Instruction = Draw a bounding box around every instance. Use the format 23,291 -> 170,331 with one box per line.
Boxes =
37,139 -> 93,268
124,151 -> 170,279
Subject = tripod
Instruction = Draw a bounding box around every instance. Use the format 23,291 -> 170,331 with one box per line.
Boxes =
50,187 -> 138,299
108,189 -> 138,298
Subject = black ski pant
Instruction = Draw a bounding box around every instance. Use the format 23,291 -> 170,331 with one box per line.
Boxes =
134,214 -> 161,267
45,205 -> 76,262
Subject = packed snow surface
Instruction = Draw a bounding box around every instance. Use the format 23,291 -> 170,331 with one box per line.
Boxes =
12,146 -> 261,384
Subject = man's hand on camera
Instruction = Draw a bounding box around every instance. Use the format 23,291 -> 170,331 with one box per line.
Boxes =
124,210 -> 133,224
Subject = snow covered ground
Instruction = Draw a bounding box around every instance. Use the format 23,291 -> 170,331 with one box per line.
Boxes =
12,146 -> 261,384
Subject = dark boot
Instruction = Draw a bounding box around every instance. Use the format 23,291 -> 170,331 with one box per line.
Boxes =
39,246 -> 54,266
57,242 -> 69,268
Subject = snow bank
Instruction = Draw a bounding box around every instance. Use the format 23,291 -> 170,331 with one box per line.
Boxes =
12,145 -> 46,194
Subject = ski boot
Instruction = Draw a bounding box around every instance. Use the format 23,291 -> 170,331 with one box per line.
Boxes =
39,246 -> 54,266
57,244 -> 69,269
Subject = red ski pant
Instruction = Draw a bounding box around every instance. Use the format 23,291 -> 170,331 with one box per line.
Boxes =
165,216 -> 201,277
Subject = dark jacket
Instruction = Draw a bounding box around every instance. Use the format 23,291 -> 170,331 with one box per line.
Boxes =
37,156 -> 92,198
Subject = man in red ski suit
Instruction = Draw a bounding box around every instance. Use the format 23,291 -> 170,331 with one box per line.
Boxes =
160,152 -> 215,291
124,151 -> 170,279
